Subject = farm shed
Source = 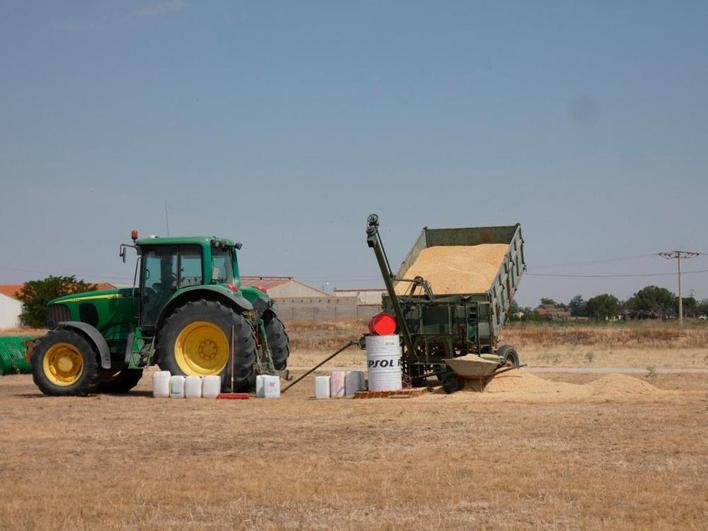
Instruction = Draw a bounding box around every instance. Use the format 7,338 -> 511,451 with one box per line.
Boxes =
240,276 -> 328,299
333,288 -> 386,305
536,304 -> 572,321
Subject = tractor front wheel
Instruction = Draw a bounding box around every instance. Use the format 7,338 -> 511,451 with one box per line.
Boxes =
31,329 -> 100,396
157,300 -> 257,391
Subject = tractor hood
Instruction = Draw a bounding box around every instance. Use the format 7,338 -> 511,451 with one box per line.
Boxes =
50,288 -> 128,305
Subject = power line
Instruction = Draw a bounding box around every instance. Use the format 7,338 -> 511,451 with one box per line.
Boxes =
658,250 -> 701,326
527,269 -> 708,278
533,254 -> 657,269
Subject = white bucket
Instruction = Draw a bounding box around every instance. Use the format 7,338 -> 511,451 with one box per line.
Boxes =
184,376 -> 202,398
202,375 -> 221,398
152,370 -> 171,398
330,370 -> 346,398
345,370 -> 366,396
169,375 -> 186,398
366,334 -> 402,392
315,376 -> 331,399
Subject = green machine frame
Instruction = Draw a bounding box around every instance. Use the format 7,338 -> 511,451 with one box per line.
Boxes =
366,214 -> 526,382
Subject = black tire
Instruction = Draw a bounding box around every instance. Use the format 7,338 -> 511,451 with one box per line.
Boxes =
156,300 -> 257,392
497,344 -> 520,368
263,311 -> 289,371
440,369 -> 464,394
31,329 -> 100,396
98,368 -> 144,393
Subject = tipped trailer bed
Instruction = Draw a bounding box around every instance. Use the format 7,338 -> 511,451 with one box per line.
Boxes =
366,214 -> 526,392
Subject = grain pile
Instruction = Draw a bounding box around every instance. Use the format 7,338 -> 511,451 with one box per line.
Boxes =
480,372 -> 589,399
463,371 -> 665,401
395,244 -> 508,295
586,374 -> 664,397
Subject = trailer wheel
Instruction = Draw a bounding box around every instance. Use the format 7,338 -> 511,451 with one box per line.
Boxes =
157,300 -> 257,391
440,369 -> 465,394
98,368 -> 144,393
31,329 -> 100,396
497,345 -> 520,368
263,311 -> 290,371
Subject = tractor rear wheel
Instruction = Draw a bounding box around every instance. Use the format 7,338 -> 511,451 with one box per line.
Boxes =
497,345 -> 520,368
263,311 -> 289,371
31,329 -> 100,396
157,300 -> 257,391
98,368 -> 144,393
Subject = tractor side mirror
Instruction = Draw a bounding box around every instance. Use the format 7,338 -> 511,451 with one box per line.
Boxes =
119,246 -> 126,263
235,242 -> 243,250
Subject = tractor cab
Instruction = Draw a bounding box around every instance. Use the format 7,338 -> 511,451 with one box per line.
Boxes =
127,234 -> 241,329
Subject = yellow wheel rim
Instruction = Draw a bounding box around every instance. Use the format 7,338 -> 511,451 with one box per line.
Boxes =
43,342 -> 84,386
174,321 -> 229,376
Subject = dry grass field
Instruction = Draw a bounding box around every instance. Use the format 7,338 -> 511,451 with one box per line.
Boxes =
1,321 -> 707,529
288,320 -> 708,369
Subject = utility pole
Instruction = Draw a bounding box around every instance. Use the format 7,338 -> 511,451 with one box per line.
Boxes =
658,251 -> 700,326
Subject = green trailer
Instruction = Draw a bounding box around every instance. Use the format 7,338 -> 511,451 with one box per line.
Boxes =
0,336 -> 33,375
366,214 -> 526,392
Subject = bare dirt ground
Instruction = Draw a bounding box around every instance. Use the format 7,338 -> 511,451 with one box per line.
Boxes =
1,321 -> 707,529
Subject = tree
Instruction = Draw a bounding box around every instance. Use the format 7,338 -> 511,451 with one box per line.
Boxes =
509,299 -> 520,314
680,296 -> 698,318
17,276 -> 96,328
540,298 -> 557,306
698,299 -> 708,317
625,285 -> 676,319
568,295 -> 588,317
585,294 -> 620,320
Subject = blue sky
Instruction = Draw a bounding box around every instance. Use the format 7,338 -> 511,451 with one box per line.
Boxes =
1,1 -> 707,306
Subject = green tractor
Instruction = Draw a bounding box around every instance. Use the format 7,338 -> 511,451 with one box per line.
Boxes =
30,231 -> 289,396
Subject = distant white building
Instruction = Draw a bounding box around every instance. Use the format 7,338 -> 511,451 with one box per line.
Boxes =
333,288 -> 386,305
240,276 -> 329,299
0,285 -> 23,329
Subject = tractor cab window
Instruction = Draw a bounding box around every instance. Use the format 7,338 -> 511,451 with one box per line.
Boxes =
211,245 -> 234,284
140,245 -> 205,326
141,246 -> 178,326
179,248 -> 202,287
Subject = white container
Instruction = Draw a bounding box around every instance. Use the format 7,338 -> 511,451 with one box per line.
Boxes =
330,370 -> 346,398
184,376 -> 202,398
345,370 -> 366,396
366,334 -> 402,392
315,376 -> 331,399
263,375 -> 280,399
152,370 -> 171,398
202,375 -> 221,398
256,375 -> 267,398
169,375 -> 186,398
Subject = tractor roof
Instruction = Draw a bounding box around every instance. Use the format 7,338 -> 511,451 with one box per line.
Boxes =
135,236 -> 235,247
